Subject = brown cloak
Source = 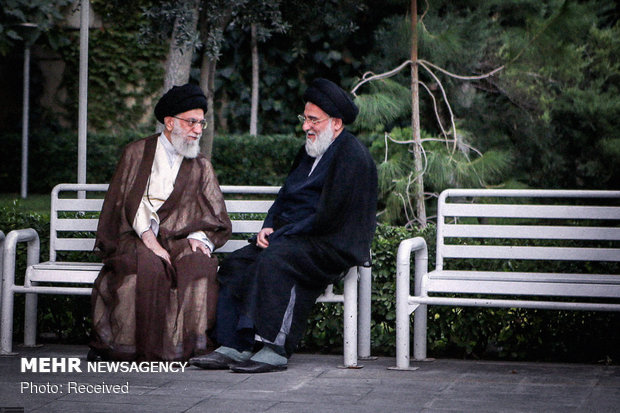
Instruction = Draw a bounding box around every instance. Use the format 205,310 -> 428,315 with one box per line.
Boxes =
90,135 -> 232,361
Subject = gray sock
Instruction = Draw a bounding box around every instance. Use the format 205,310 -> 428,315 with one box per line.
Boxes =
215,346 -> 252,362
250,346 -> 287,366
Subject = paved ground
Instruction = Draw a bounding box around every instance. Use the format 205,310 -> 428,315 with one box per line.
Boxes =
1,344 -> 619,412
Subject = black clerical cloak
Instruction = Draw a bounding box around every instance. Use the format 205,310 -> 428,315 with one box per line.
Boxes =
218,129 -> 377,355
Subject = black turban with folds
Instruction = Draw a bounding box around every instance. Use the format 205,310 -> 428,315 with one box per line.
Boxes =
302,78 -> 358,124
154,84 -> 208,123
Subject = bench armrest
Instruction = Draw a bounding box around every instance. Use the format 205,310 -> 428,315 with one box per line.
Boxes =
396,237 -> 428,300
2,228 -> 40,286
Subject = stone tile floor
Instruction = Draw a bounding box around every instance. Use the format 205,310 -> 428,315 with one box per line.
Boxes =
1,344 -> 618,412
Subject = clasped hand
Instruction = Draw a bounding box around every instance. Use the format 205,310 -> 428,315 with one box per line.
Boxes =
141,229 -> 211,265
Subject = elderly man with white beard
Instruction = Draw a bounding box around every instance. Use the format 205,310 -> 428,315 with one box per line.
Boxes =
190,78 -> 378,373
89,84 -> 232,362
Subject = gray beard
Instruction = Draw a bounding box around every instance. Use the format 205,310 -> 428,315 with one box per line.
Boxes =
170,122 -> 201,158
305,120 -> 334,158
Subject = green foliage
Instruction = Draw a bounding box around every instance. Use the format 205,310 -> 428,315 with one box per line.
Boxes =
368,127 -> 512,225
0,0 -> 72,55
57,28 -> 167,131
464,1 -> 620,190
353,79 -> 411,131
0,130 -> 139,194
211,133 -> 301,185
0,130 -> 302,193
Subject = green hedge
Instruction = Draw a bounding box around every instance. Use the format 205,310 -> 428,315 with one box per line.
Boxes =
211,134 -> 301,185
0,131 -> 302,193
2,204 -> 618,363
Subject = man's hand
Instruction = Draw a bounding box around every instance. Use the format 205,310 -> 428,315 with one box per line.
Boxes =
189,238 -> 211,256
141,229 -> 171,265
256,227 -> 274,249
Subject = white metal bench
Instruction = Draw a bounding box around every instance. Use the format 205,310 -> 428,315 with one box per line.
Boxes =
394,189 -> 620,370
1,183 -> 372,367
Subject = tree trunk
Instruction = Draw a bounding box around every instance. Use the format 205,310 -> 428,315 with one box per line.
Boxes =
162,1 -> 200,92
249,23 -> 259,136
410,0 -> 427,227
198,8 -> 233,160
218,88 -> 229,132
200,54 -> 216,160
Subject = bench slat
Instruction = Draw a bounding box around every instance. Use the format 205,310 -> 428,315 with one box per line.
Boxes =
442,245 -> 620,261
220,185 -> 280,195
231,220 -> 264,233
225,200 -> 274,213
54,218 -> 99,232
441,203 -> 620,220
55,198 -> 104,211
429,270 -> 620,284
426,282 -> 620,298
54,238 -> 96,252
443,224 -> 620,241
426,270 -> 620,298
216,239 -> 250,253
28,263 -> 101,283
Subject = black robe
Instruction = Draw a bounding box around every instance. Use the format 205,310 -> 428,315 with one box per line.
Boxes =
217,129 -> 377,355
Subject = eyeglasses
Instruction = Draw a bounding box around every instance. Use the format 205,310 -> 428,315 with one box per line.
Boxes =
297,114 -> 331,125
173,116 -> 208,129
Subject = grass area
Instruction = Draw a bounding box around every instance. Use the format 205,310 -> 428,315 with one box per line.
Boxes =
0,193 -> 50,215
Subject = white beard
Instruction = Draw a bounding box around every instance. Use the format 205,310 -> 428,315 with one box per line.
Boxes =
305,119 -> 334,158
170,121 -> 201,158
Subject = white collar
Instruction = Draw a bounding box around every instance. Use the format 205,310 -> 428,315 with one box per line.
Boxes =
158,133 -> 181,167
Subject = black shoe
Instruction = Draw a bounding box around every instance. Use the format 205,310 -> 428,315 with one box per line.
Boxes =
229,359 -> 287,373
189,352 -> 238,370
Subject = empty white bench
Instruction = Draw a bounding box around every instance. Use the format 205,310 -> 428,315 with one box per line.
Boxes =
1,183 -> 372,367
394,189 -> 620,370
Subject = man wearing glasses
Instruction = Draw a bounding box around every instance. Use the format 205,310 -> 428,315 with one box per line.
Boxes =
90,84 -> 232,362
191,78 -> 377,373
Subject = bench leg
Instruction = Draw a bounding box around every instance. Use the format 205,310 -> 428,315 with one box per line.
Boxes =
395,251 -> 411,369
342,267 -> 358,368
23,286 -> 38,347
393,237 -> 427,370
357,265 -> 372,359
412,303 -> 427,361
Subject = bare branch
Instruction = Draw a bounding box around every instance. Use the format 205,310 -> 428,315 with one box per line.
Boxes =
418,80 -> 450,143
396,192 -> 412,227
420,137 -> 483,157
417,60 -> 458,155
417,59 -> 504,80
351,60 -> 413,96
383,132 -> 389,163
419,0 -> 429,24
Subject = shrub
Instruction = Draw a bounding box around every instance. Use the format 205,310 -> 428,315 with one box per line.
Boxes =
211,134 -> 301,185
0,131 -> 301,193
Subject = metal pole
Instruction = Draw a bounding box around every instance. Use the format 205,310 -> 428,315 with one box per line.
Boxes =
77,0 -> 89,194
20,46 -> 30,199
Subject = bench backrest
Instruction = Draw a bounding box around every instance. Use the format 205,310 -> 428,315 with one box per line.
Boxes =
436,189 -> 620,274
49,183 -> 279,262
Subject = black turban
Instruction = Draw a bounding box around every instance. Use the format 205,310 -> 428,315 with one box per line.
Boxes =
154,84 -> 208,124
302,78 -> 358,124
